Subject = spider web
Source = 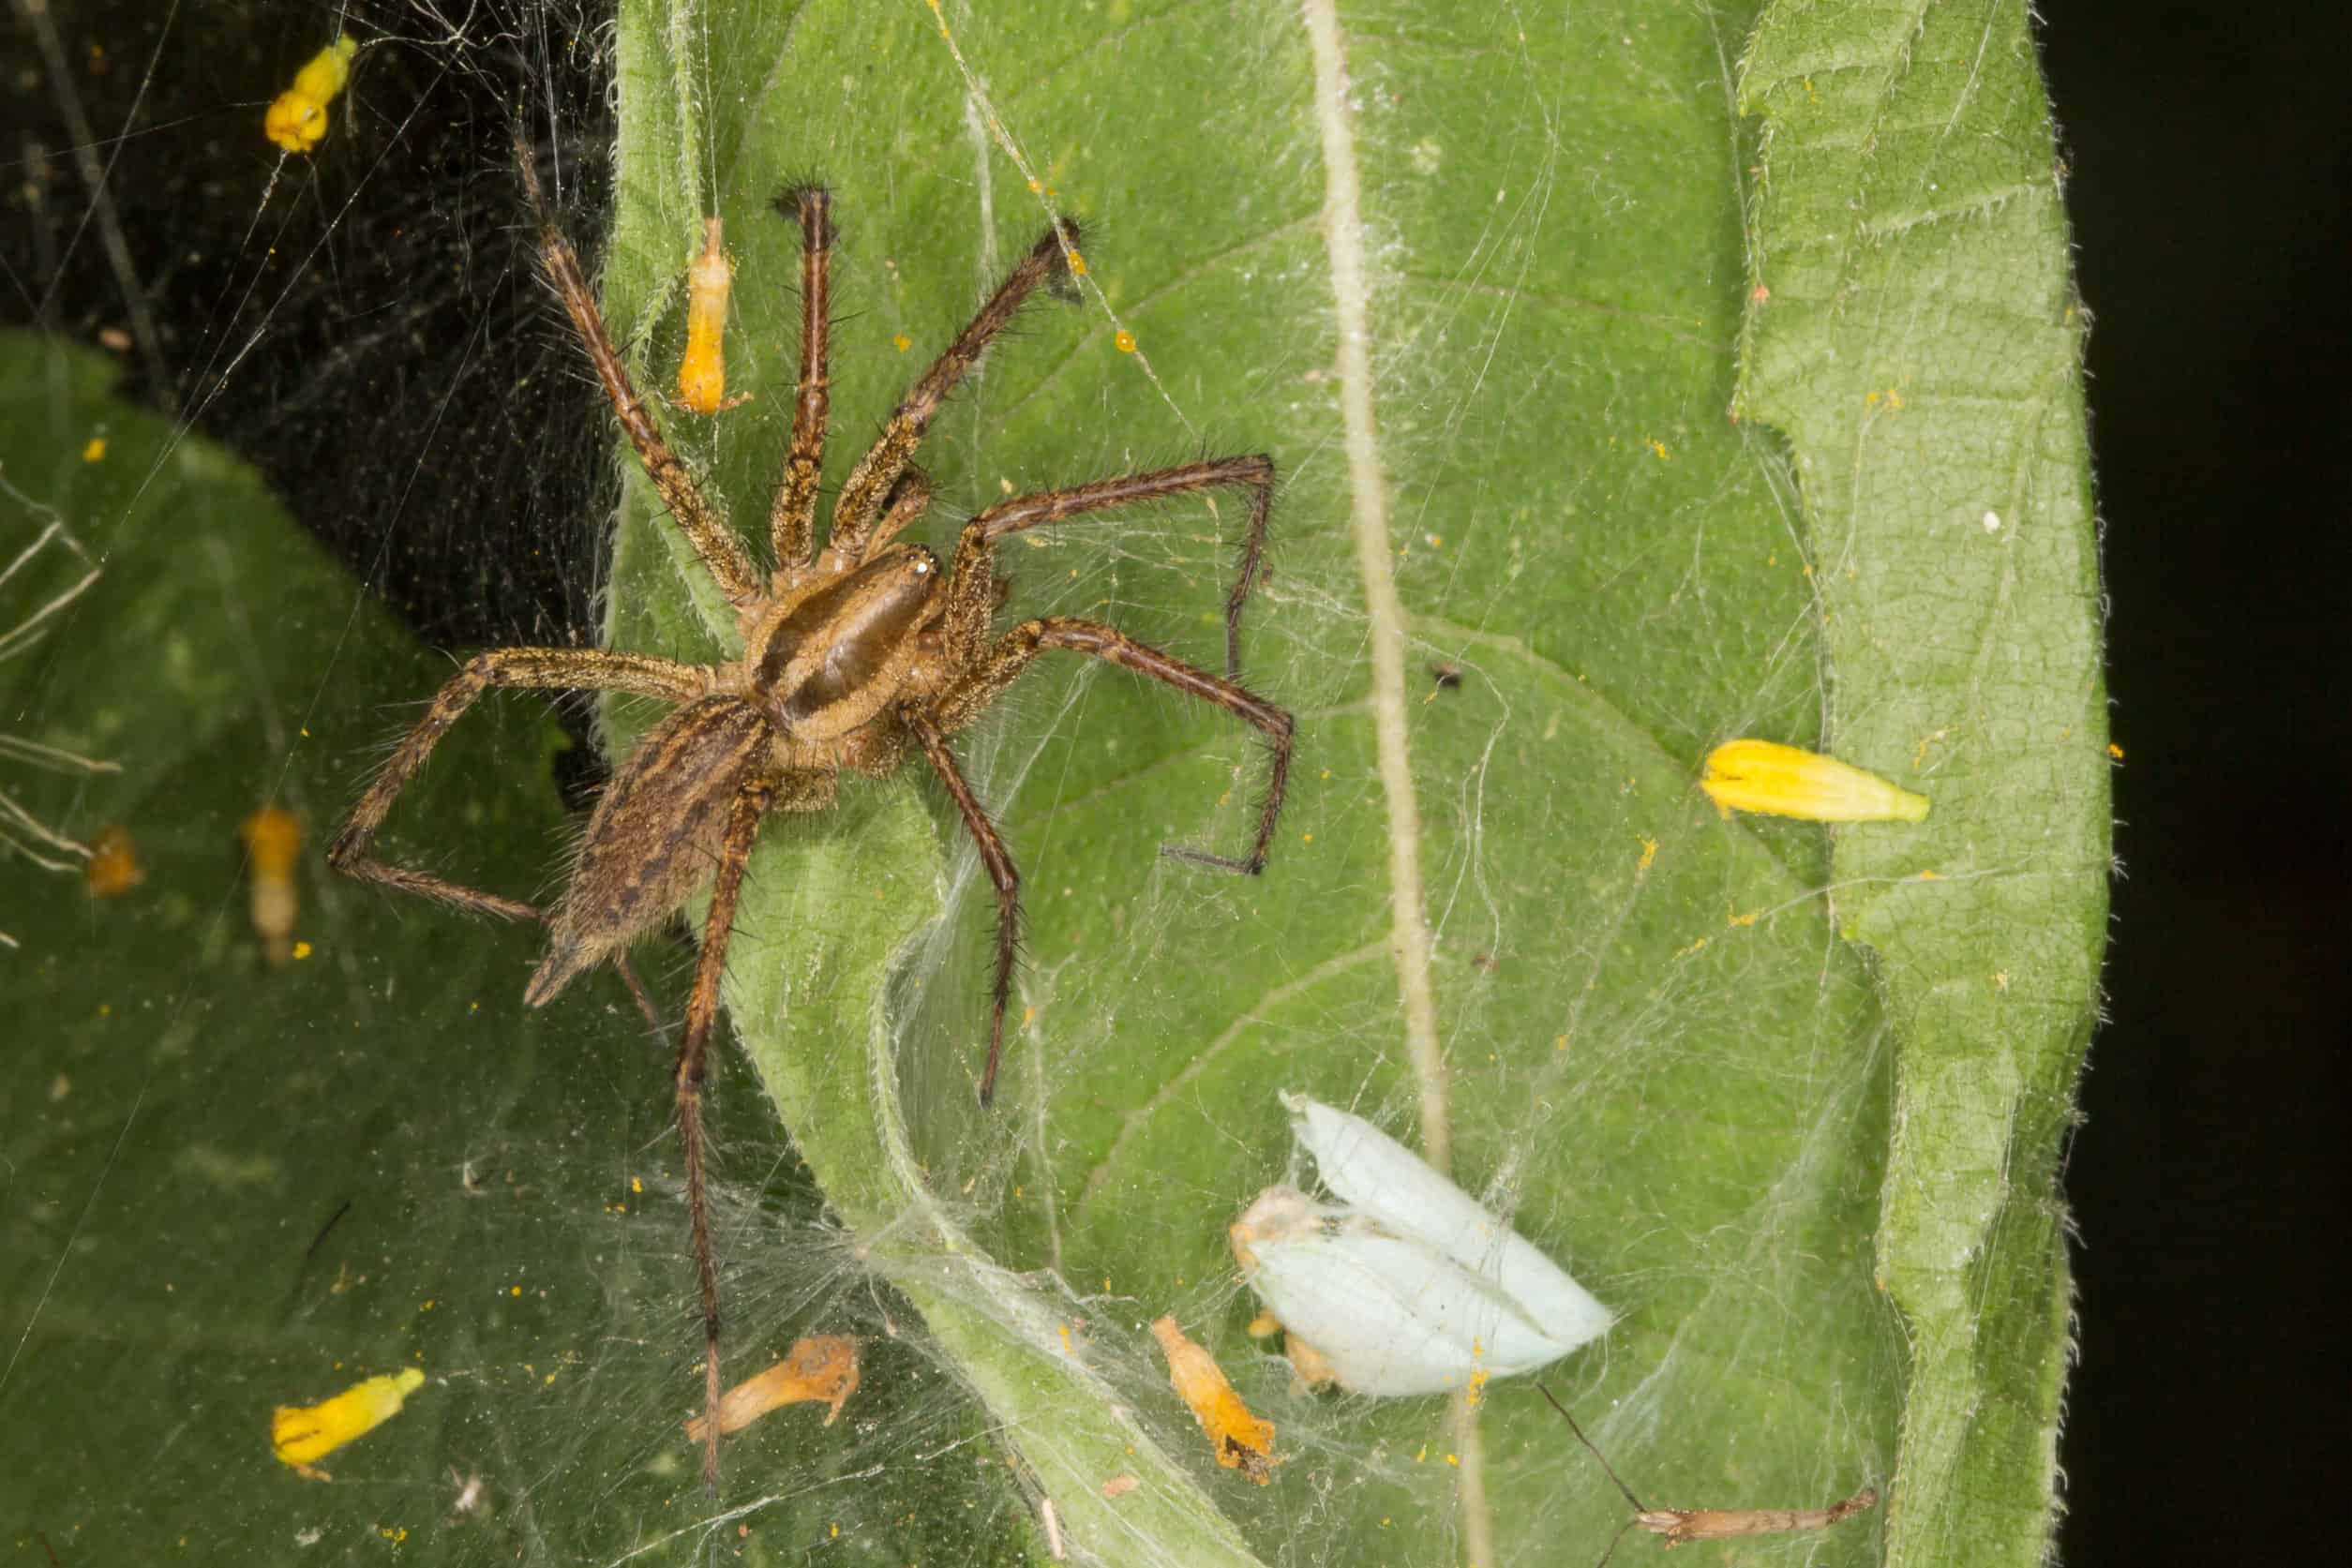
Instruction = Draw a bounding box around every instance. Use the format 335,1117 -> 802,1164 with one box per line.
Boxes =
0,3 -> 1908,1564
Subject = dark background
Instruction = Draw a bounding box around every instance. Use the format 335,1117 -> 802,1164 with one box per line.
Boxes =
4,3 -> 2341,1561
2040,6 -> 2346,1558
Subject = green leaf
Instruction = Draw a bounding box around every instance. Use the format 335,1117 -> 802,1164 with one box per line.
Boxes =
1736,4 -> 2106,1564
589,0 -> 2093,1562
1,0 -> 2101,1559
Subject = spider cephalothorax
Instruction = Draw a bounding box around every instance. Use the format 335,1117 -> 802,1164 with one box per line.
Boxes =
328,148 -> 1294,1488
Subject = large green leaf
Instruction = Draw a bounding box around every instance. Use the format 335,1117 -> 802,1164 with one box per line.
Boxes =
1,0 -> 2103,1561
585,0 -> 2091,1564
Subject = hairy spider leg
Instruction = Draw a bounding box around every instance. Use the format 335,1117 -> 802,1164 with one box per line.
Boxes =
327,647 -> 710,915
1534,1381 -> 1649,1568
674,771 -> 778,1494
852,469 -> 935,568
946,455 -> 1277,679
515,142 -> 764,609
768,186 -> 834,571
900,711 -> 1023,1105
922,617 -> 1295,1103
1532,1380 -> 1877,1564
827,221 -> 1081,552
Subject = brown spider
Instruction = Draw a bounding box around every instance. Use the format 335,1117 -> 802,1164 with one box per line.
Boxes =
327,144 -> 1295,1490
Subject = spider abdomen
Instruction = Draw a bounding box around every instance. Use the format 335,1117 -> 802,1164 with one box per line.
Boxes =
524,695 -> 774,1006
747,545 -> 942,739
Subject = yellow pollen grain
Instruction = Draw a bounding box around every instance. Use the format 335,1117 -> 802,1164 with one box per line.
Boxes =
1115,330 -> 1136,352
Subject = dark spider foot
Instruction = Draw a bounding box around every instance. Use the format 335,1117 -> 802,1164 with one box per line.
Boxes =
1159,842 -> 1266,876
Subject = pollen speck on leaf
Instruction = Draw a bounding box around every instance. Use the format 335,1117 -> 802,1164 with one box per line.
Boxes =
83,826 -> 142,898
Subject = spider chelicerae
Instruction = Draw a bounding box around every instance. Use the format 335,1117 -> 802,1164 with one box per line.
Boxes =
327,145 -> 1295,1489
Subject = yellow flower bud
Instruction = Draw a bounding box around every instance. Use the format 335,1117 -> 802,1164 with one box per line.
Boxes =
265,38 -> 358,155
1150,1316 -> 1276,1483
1700,739 -> 1929,823
271,1366 -> 425,1475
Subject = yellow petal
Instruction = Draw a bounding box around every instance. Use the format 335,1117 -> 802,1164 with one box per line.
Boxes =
271,1366 -> 425,1471
674,217 -> 735,415
1700,739 -> 1929,823
265,38 -> 357,154
682,1335 -> 860,1442
241,804 -> 303,876
1149,1316 -> 1276,1483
